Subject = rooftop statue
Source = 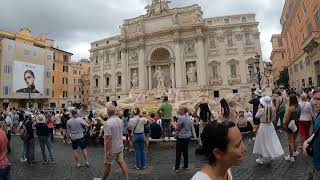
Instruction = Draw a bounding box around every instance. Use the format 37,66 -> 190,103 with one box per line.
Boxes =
145,0 -> 171,16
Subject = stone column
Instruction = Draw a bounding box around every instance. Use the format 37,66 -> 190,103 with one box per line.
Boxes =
170,62 -> 175,88
174,34 -> 183,88
138,45 -> 146,90
196,30 -> 206,86
110,50 -> 116,93
148,66 -> 152,90
121,49 -> 128,92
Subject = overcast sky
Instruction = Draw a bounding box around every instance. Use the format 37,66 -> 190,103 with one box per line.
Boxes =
0,0 -> 284,61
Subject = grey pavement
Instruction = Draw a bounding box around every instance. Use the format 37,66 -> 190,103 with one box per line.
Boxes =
8,132 -> 312,180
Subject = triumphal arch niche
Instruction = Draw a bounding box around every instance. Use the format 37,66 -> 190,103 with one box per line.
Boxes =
90,0 -> 263,102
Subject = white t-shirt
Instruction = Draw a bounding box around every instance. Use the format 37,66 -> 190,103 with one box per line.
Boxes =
299,101 -> 312,121
191,170 -> 233,180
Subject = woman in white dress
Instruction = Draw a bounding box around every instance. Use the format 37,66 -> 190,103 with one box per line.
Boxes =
191,120 -> 246,180
253,96 -> 284,165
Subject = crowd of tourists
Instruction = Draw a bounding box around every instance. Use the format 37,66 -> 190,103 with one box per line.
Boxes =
0,86 -> 319,179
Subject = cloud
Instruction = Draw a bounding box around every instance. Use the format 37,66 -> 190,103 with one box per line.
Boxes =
0,0 -> 284,61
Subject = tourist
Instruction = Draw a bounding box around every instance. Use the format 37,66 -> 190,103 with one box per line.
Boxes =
191,120 -> 246,180
174,106 -> 193,173
25,115 -> 35,165
61,111 -> 69,143
67,109 -> 90,168
102,105 -> 129,180
54,111 -> 61,135
47,111 -> 55,143
141,111 -> 151,151
249,89 -> 262,128
128,107 -> 147,169
196,99 -> 212,146
91,117 -> 103,146
35,115 -> 56,164
157,96 -> 173,140
253,96 -> 284,165
0,121 -> 11,180
122,109 -> 131,150
150,113 -> 161,139
275,91 -> 286,131
220,98 -> 230,120
284,94 -> 301,162
303,90 -> 320,179
299,93 -> 314,142
4,113 -> 12,153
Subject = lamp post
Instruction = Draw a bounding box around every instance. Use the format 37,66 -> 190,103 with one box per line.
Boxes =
28,87 -> 31,108
248,54 -> 272,90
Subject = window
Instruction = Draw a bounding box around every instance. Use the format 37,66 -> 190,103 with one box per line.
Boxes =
105,53 -> 110,63
3,65 -> 11,74
301,1 -> 307,14
302,79 -> 305,87
117,76 -> 122,86
305,57 -> 311,66
299,61 -> 304,70
33,51 -> 36,56
230,64 -> 237,77
278,38 -> 283,47
106,40 -> 109,44
79,87 -> 81,91
227,34 -> 233,46
224,18 -> 229,24
47,54 -> 52,60
106,96 -> 110,102
95,78 -> 99,87
309,77 -> 313,86
66,91 -> 68,98
52,76 -> 54,83
209,34 -> 217,48
74,87 -> 76,92
63,55 -> 69,62
212,65 -> 219,78
52,90 -> 54,97
53,63 -> 55,70
79,95 -> 81,99
294,64 -> 299,72
281,53 -> 285,59
242,17 -> 247,22
74,79 -> 76,83
96,43 -> 98,47
214,91 -> 220,98
232,89 -> 238,94
3,86 -> 9,96
24,49 -> 30,56
315,11 -> 320,31
66,78 -> 68,84
46,88 -> 50,96
307,23 -> 313,35
7,45 -> 12,51
46,71 -> 51,78
63,65 -> 68,72
74,95 -> 76,99
245,32 -> 251,45
207,20 -> 212,24
106,77 -> 110,87
62,78 -> 64,84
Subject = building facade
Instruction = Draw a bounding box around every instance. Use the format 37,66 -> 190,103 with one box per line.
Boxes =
89,1 -> 263,102
279,0 -> 320,89
51,48 -> 73,108
79,59 -> 91,109
270,34 -> 286,84
69,62 -> 83,108
0,28 -> 53,109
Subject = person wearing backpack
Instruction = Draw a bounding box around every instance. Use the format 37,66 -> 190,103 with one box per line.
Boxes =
25,116 -> 35,165
303,89 -> 320,179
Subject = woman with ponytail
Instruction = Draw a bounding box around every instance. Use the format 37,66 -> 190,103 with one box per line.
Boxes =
253,96 -> 284,165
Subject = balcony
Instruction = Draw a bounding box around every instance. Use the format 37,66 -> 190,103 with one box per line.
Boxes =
228,75 -> 241,85
209,76 -> 222,86
303,31 -> 320,54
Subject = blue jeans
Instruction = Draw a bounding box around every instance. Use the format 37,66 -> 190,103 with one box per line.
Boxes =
21,141 -> 27,160
38,136 -> 56,161
0,164 -> 11,180
161,119 -> 171,138
133,133 -> 146,168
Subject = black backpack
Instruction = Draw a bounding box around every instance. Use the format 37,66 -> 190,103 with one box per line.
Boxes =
199,103 -> 211,122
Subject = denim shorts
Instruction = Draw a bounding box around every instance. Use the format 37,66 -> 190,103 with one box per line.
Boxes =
71,138 -> 87,150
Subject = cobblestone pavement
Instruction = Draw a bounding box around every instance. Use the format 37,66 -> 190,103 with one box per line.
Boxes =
9,132 -> 312,180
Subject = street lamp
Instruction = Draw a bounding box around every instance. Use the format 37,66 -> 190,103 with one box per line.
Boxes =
248,53 -> 272,90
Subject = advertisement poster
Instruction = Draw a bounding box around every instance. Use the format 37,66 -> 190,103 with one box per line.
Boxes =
12,61 -> 44,94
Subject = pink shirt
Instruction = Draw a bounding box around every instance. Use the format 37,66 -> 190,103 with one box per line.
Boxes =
104,116 -> 124,154
0,129 -> 9,167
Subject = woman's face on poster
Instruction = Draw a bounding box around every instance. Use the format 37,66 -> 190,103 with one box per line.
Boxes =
24,72 -> 34,87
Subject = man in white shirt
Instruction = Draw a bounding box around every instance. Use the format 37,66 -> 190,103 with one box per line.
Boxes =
102,106 -> 128,180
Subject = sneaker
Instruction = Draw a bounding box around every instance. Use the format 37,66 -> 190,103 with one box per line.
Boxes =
284,155 -> 295,162
293,151 -> 299,157
142,165 -> 147,169
134,165 -> 140,170
124,146 -> 128,150
256,158 -> 264,165
20,158 -> 27,162
93,178 -> 101,180
85,162 -> 90,167
183,167 -> 189,170
252,137 -> 255,141
51,161 -> 57,164
43,160 -> 49,164
76,163 -> 81,168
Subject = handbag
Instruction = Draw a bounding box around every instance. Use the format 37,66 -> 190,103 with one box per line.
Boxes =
131,118 -> 140,134
306,112 -> 320,157
288,120 -> 297,133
